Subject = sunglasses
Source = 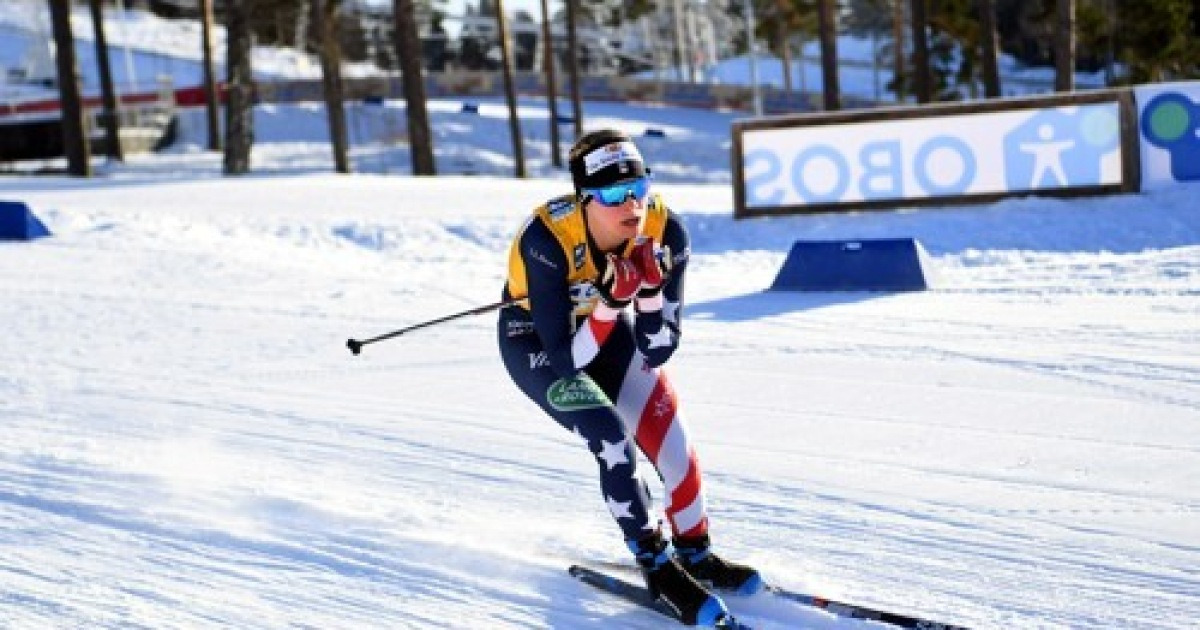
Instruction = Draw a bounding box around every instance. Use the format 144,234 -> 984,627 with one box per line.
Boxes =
583,176 -> 651,207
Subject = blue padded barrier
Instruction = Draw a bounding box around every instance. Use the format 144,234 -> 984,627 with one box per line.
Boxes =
770,238 -> 933,292
0,201 -> 51,241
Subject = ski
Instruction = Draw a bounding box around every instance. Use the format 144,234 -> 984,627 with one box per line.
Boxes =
584,560 -> 969,630
762,585 -> 970,630
568,565 -> 753,630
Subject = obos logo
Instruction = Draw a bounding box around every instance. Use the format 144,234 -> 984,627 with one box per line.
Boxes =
1140,92 -> 1200,182
1002,108 -> 1120,190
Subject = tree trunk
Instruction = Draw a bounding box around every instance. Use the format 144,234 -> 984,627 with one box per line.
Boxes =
672,0 -> 688,81
817,0 -> 840,110
540,0 -> 561,167
495,0 -> 526,178
316,0 -> 350,174
1055,0 -> 1075,92
909,0 -> 932,103
89,0 -> 123,161
223,0 -> 254,175
394,0 -> 436,175
978,0 -> 1001,98
47,0 -> 91,176
892,0 -> 906,101
199,0 -> 221,151
565,0 -> 583,138
295,0 -> 311,51
776,0 -> 792,94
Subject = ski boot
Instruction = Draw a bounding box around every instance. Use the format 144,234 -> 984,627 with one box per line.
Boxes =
630,530 -> 730,626
674,534 -> 764,596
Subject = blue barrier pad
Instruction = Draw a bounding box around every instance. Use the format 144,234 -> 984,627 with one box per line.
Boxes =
770,238 -> 933,292
0,201 -> 51,240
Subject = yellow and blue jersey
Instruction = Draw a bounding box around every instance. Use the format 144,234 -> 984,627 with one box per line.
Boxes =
502,192 -> 690,377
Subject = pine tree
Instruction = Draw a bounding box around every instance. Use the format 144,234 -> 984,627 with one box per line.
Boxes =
495,0 -> 526,177
910,0 -> 932,102
199,0 -> 221,151
47,0 -> 91,176
395,0 -> 436,175
816,0 -> 841,109
979,0 -> 1002,97
1054,0 -> 1075,91
928,0 -> 982,99
223,0 -> 254,175
316,0 -> 350,174
1114,0 -> 1200,82
764,0 -> 818,96
89,0 -> 122,160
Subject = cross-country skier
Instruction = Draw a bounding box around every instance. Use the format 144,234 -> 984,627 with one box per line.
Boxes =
497,129 -> 762,626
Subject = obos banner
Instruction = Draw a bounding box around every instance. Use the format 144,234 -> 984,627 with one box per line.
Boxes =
732,91 -> 1140,217
1136,81 -> 1200,190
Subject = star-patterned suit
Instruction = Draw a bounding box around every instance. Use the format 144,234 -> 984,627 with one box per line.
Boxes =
497,192 -> 706,541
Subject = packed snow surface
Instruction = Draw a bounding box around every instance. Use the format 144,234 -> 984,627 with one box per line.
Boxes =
1,4 -> 1199,630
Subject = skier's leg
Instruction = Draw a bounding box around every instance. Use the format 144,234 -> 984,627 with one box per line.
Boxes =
498,312 -> 655,541
576,316 -> 707,537
530,316 -> 734,619
598,337 -> 709,539
588,318 -> 763,594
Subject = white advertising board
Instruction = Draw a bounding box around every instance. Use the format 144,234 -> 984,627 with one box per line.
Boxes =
735,94 -> 1134,217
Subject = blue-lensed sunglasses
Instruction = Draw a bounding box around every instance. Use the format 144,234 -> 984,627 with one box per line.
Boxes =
583,176 -> 651,207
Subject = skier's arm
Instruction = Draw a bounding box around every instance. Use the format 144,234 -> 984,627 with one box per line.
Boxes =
520,222 -> 623,377
633,212 -> 689,367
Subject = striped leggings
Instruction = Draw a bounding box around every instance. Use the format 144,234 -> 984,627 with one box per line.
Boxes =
498,309 -> 709,541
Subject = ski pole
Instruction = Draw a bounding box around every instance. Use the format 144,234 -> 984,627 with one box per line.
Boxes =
346,295 -> 526,355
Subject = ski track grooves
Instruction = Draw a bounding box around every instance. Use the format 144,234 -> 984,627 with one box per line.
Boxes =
708,473 -> 1200,629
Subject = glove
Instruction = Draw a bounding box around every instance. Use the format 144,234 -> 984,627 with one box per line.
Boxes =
630,239 -> 672,296
595,253 -> 642,309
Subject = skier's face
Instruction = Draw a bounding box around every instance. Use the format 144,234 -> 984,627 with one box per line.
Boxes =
585,190 -> 646,251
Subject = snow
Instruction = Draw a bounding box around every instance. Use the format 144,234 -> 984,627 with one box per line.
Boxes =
3,5 -> 1200,630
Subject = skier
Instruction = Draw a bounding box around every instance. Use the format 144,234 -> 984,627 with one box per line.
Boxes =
497,129 -> 762,626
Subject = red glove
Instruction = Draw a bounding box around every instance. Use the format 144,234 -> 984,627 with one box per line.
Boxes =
595,253 -> 641,309
630,239 -> 672,294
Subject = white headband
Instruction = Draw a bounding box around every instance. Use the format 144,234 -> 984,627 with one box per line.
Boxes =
582,141 -> 644,176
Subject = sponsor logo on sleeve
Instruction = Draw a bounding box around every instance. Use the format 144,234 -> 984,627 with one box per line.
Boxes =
506,320 -> 535,337
547,199 -> 575,221
527,247 -> 558,269
573,244 -> 587,270
528,351 -> 550,369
